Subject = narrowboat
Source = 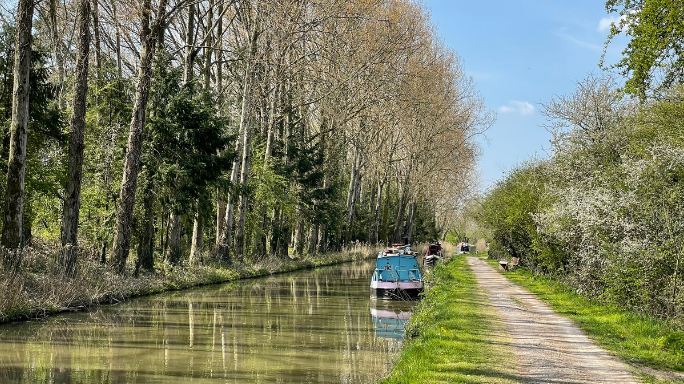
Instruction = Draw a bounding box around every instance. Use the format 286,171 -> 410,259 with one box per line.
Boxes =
423,242 -> 443,267
457,242 -> 475,254
370,247 -> 423,300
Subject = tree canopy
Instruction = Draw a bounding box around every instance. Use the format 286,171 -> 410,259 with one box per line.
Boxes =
604,0 -> 684,99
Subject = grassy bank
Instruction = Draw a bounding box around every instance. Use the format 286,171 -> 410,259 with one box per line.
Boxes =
485,258 -> 684,383
0,241 -> 380,324
381,255 -> 519,384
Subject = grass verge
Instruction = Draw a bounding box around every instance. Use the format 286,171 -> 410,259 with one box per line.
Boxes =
0,241 -> 380,324
381,255 -> 520,384
485,258 -> 684,384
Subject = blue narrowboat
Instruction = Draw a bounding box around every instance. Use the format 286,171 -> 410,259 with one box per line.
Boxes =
370,248 -> 424,300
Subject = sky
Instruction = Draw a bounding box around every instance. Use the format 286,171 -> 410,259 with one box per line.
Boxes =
422,0 -> 628,188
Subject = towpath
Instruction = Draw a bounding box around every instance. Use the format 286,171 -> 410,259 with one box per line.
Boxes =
466,257 -> 640,384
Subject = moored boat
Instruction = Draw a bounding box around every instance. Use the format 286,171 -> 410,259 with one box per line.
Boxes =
423,241 -> 443,267
370,247 -> 423,300
457,242 -> 475,254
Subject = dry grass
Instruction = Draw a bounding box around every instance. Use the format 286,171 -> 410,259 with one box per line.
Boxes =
0,240 -> 381,324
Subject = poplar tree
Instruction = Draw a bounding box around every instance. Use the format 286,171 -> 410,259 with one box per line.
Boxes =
1,0 -> 35,255
60,0 -> 91,277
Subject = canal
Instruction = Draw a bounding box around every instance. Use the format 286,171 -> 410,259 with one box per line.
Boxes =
0,260 -> 415,383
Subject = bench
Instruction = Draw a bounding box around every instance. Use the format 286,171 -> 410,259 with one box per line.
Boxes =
499,257 -> 520,272
498,261 -> 508,271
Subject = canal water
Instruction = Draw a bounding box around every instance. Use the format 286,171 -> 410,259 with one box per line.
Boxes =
0,260 -> 415,383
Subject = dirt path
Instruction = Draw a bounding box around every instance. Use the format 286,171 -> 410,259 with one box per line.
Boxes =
466,257 -> 640,384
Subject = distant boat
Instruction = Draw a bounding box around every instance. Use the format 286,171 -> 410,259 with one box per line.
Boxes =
370,246 -> 423,300
457,242 -> 475,254
423,242 -> 443,267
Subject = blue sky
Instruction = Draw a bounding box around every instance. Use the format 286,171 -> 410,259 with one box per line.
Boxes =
423,0 -> 627,188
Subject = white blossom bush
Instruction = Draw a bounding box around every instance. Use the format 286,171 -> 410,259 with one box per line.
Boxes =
480,79 -> 684,319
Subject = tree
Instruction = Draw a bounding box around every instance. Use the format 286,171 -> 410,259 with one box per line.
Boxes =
109,0 -> 169,274
144,54 -> 231,265
2,0 -> 35,255
603,0 -> 684,99
60,0 -> 91,276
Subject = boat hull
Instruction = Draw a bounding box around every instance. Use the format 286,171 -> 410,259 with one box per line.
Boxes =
370,288 -> 423,300
370,282 -> 424,300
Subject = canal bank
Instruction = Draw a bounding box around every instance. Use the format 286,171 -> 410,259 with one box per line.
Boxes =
0,243 -> 380,325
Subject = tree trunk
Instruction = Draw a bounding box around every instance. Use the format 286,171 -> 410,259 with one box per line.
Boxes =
264,82 -> 281,167
161,210 -> 168,253
217,156 -> 239,261
367,178 -> 377,244
90,0 -> 102,81
234,123 -> 252,258
109,0 -> 167,274
60,0 -> 91,277
111,0 -> 122,78
203,0 -> 213,91
217,28 -> 258,261
308,224 -> 318,254
216,197 -> 226,246
392,190 -> 408,244
214,2 -> 224,247
189,209 -> 203,265
406,201 -> 417,244
165,212 -> 181,264
183,3 -> 195,83
293,219 -> 304,255
1,0 -> 34,253
317,173 -> 330,253
269,207 -> 280,255
345,149 -> 360,217
49,0 -> 65,110
318,224 -> 327,253
380,179 -> 391,244
344,149 -> 361,244
135,176 -> 156,275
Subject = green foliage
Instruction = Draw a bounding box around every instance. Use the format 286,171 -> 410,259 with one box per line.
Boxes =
79,67 -> 133,250
478,78 -> 684,320
146,55 -> 233,212
0,23 -> 64,242
478,162 -> 558,271
603,0 -> 684,98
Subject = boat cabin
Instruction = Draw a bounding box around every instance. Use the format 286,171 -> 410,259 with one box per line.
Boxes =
371,254 -> 423,300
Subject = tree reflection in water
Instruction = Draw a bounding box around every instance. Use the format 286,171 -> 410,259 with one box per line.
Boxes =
0,260 -> 413,383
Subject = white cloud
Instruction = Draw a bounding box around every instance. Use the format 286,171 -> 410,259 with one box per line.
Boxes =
498,100 -> 535,116
598,15 -> 625,32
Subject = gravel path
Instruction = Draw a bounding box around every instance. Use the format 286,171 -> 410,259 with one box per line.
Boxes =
467,257 -> 640,384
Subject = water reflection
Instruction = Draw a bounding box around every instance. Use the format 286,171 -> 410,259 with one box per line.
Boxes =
0,260 -> 413,383
369,301 -> 413,340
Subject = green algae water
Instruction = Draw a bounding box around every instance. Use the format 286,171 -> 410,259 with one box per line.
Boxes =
0,260 -> 414,383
